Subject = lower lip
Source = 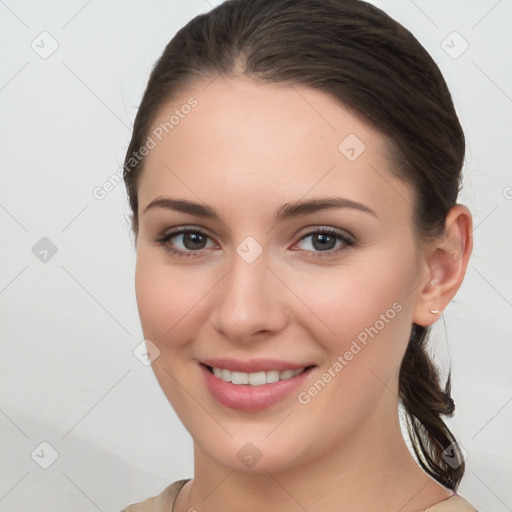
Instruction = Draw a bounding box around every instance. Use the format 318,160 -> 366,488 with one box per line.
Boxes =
200,363 -> 314,412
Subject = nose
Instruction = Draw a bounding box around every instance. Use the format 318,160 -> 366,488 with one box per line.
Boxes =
210,247 -> 289,344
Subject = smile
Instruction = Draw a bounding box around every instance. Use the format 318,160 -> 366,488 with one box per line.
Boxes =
199,361 -> 316,411
209,366 -> 307,385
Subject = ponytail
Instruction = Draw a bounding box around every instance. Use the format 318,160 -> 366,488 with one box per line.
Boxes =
399,324 -> 465,490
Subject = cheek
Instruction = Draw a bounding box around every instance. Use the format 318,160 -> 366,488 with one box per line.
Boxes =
265,280 -> 413,471
134,252 -> 209,414
289,248 -> 417,381
134,250 -> 211,346
288,261 -> 415,445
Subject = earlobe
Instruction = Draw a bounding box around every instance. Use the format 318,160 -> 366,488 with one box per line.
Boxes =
413,205 -> 473,326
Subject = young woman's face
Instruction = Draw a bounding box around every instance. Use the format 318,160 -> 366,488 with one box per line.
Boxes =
134,76 -> 427,473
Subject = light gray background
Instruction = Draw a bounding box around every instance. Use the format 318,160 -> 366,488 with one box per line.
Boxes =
0,1 -> 511,511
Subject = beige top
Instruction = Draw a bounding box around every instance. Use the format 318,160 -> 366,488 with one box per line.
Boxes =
121,479 -> 479,511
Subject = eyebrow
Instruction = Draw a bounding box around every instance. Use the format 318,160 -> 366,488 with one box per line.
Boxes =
142,196 -> 377,222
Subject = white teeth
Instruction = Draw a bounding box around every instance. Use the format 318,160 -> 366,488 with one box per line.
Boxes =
279,369 -> 296,380
210,366 -> 306,385
232,371 -> 248,384
265,370 -> 280,384
248,371 -> 266,385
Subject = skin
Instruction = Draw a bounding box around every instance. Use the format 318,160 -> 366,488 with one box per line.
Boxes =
133,75 -> 472,512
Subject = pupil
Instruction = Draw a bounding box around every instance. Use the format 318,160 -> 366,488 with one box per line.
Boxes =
313,233 -> 335,251
185,233 -> 206,250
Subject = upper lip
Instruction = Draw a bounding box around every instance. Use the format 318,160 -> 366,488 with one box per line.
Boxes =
200,358 -> 314,373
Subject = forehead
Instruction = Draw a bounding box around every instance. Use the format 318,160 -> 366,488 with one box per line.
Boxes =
137,76 -> 414,226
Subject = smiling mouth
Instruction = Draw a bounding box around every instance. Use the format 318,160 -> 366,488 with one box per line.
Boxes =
203,364 -> 315,386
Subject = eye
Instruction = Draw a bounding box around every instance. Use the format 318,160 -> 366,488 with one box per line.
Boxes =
154,225 -> 356,259
154,227 -> 216,258
292,227 -> 355,258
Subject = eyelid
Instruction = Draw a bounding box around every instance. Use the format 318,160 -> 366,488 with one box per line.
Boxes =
158,225 -> 217,242
293,225 -> 355,242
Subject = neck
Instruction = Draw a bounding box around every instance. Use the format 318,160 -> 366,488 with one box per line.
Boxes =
175,398 -> 453,512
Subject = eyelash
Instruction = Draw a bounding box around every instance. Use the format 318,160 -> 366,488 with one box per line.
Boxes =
153,226 -> 356,259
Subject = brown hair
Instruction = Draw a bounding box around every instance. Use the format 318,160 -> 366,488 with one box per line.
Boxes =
123,0 -> 466,490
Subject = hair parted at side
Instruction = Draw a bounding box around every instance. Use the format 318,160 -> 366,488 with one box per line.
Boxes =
123,0 -> 466,490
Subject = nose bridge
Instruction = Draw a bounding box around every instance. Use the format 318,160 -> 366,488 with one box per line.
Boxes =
211,242 -> 288,342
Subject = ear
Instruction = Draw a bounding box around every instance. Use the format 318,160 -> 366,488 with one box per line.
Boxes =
413,204 -> 473,326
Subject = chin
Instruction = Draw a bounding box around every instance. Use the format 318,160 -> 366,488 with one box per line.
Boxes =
194,432 -> 313,475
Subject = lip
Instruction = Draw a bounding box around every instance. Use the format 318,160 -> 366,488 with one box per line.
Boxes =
199,361 -> 316,412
